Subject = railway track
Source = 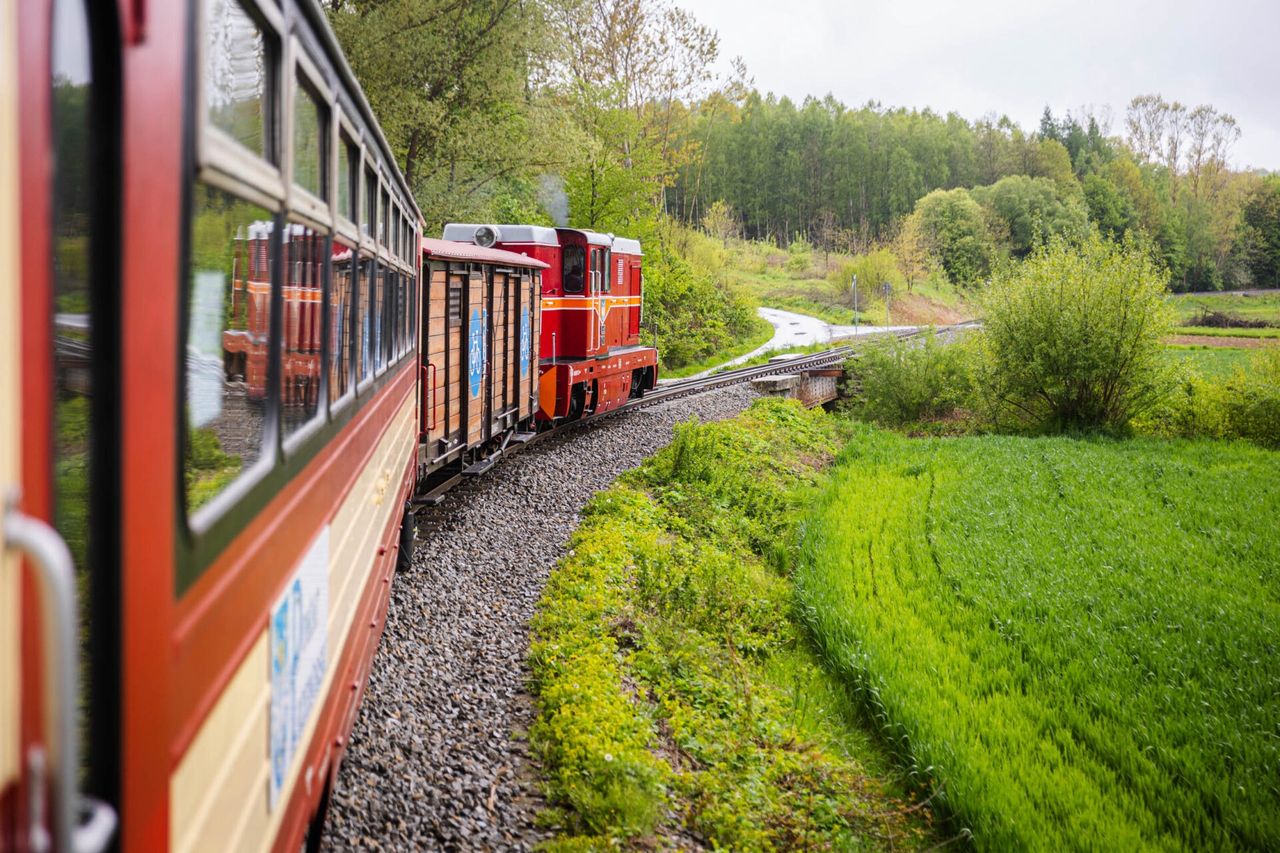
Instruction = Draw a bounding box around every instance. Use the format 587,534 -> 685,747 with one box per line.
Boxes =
420,324 -> 970,499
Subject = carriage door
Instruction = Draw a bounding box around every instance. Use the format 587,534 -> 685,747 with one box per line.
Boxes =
4,1 -> 120,850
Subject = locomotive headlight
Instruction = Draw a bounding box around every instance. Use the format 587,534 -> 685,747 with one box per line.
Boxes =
475,225 -> 499,248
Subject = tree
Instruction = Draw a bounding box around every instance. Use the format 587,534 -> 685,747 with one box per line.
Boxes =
1031,139 -> 1078,194
326,0 -> 562,229
892,213 -> 930,291
701,199 -> 740,246
974,233 -> 1175,431
970,175 -> 1088,258
912,188 -> 997,286
1082,174 -> 1139,241
1240,177 -> 1280,287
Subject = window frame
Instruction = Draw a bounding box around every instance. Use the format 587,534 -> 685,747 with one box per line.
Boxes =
197,0 -> 285,207
182,176 -> 283,537
334,119 -> 358,236
286,42 -> 332,224
279,212 -> 330,458
328,235 -> 357,417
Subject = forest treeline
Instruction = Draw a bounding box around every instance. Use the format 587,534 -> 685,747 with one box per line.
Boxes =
326,0 -> 1280,326
674,94 -> 1280,291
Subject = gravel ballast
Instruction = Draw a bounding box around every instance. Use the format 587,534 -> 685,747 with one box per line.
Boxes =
321,384 -> 758,851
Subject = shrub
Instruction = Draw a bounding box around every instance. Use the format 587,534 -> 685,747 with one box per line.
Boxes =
975,232 -> 1175,431
1138,348 -> 1280,448
826,249 -> 905,311
845,330 -> 969,425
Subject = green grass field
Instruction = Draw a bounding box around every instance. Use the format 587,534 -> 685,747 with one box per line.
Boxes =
1170,290 -> 1280,325
1171,325 -> 1280,339
728,267 -> 869,325
1163,344 -> 1254,379
797,427 -> 1280,850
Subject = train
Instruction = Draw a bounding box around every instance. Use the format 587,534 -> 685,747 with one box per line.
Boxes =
0,1 -> 656,851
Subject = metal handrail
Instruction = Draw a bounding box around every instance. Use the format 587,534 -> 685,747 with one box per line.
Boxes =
4,492 -> 117,853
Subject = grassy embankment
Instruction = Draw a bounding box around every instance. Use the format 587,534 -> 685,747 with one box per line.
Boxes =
659,313 -> 773,380
528,399 -> 934,850
797,427 -> 1280,850
718,240 -> 970,328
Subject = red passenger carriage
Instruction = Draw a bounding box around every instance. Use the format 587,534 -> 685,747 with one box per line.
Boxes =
4,1 -> 423,850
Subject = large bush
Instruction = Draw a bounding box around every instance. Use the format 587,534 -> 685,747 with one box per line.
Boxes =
974,232 -> 1174,431
845,330 -> 968,425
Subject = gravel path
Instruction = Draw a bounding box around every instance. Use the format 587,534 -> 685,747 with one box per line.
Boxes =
321,384 -> 759,851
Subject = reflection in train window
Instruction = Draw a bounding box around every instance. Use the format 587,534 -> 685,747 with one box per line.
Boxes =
292,77 -> 325,198
337,133 -> 355,221
363,167 -> 376,239
205,0 -> 273,160
330,243 -> 354,402
281,223 -> 324,436
358,255 -> 373,380
372,261 -> 386,372
184,183 -> 275,515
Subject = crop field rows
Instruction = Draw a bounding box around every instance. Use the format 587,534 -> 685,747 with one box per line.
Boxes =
798,428 -> 1280,850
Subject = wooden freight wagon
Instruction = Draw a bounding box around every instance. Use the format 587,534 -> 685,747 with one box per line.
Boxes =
416,239 -> 546,500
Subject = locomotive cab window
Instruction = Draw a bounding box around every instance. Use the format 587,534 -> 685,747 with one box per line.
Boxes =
205,0 -> 276,161
183,183 -> 277,518
562,245 -> 585,294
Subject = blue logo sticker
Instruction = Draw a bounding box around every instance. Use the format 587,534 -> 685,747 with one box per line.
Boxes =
519,307 -> 531,378
468,307 -> 486,398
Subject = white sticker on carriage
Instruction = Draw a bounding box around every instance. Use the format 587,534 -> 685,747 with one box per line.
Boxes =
269,525 -> 330,809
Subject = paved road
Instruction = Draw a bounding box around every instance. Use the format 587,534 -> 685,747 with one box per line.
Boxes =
676,307 -> 916,380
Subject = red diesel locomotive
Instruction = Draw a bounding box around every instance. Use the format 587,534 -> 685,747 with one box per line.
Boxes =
442,224 -> 659,422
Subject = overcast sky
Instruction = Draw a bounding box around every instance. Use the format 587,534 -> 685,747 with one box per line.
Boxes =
680,0 -> 1279,172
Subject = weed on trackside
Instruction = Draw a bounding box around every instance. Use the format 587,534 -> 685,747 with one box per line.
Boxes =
528,399 -> 936,850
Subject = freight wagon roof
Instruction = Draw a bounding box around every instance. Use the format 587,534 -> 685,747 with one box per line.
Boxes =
421,237 -> 549,269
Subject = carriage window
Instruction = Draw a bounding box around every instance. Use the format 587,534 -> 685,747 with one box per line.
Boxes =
388,270 -> 401,358
358,255 -> 373,380
292,77 -> 325,198
373,262 -> 386,372
205,0 -> 273,160
330,244 -> 354,402
184,184 -> 275,515
337,134 -> 354,221
405,273 -> 416,353
377,187 -> 387,246
281,223 -> 324,435
562,245 -> 585,294
362,167 -> 375,238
